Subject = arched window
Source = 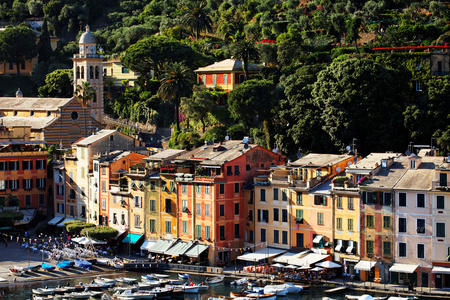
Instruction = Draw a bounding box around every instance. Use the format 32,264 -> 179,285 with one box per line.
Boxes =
76,66 -> 80,79
69,124 -> 81,135
90,66 -> 94,79
95,66 -> 99,79
81,66 -> 84,79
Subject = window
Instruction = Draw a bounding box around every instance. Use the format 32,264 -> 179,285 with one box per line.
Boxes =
348,219 -> 354,231
22,160 -> 32,170
296,210 -> 303,223
336,218 -> 342,230
348,197 -> 354,210
383,216 -> 391,229
165,221 -> 171,233
205,226 -> 210,240
383,241 -> 391,256
258,209 -> 269,223
68,172 -> 74,184
399,218 -> 407,232
69,188 -> 76,199
122,67 -> 129,73
70,205 -> 74,216
296,233 -> 304,248
0,162 -> 6,171
9,161 -> 18,171
274,230 -> 279,243
134,214 -> 140,228
282,231 -> 288,244
417,193 -> 425,208
101,198 -> 106,210
437,195 -> 445,209
261,228 -> 266,242
383,193 -> 392,206
181,199 -> 188,211
296,193 -> 302,205
273,208 -> 279,221
249,230 -> 254,242
196,225 -> 201,239
202,75 -> 206,84
165,199 -> 171,213
314,195 -> 327,206
234,182 -> 239,193
260,189 -> 266,202
149,200 -> 156,211
205,185 -> 210,194
227,166 -> 232,176
417,219 -> 425,234
219,204 -> 224,217
58,203 -> 64,214
282,209 -> 288,222
366,215 -> 374,228
219,226 -> 225,240
212,74 -> 217,86
234,203 -> 239,215
36,160 -> 45,170
223,74 -> 228,84
196,203 -> 201,216
415,80 -> 423,91
57,185 -> 63,195
182,183 -> 187,194
273,188 -> 279,201
40,196 -> 46,208
317,212 -> 324,225
0,180 -> 5,190
399,193 -> 407,207
196,184 -> 201,193
23,179 -> 32,189
246,164 -> 251,171
417,244 -> 424,259
316,169 -> 322,177
399,242 -> 407,257
234,224 -> 239,238
169,181 -> 175,192
149,219 -> 156,232
366,240 -> 374,254
365,191 -> 376,204
25,195 -> 31,206
134,196 -> 141,208
81,167 -> 85,178
282,189 -> 288,201
219,184 -> 224,194
234,165 -> 240,175
437,222 -> 446,237
101,181 -> 106,192
337,196 -> 343,209
205,204 -> 210,217
150,181 -> 156,190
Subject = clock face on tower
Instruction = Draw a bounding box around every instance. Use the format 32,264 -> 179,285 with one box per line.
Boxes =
71,111 -> 79,121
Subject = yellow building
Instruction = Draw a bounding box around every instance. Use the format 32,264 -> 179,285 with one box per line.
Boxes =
160,172 -> 178,239
103,60 -> 141,87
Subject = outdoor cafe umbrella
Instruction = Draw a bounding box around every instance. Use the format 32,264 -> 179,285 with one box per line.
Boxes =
311,266 -> 324,271
285,265 -> 298,269
271,263 -> 285,268
298,266 -> 311,270
316,261 -> 341,269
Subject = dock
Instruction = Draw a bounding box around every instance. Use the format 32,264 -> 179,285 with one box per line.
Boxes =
323,286 -> 349,294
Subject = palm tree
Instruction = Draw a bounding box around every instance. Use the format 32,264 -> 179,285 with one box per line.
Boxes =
231,38 -> 259,81
75,81 -> 95,136
181,0 -> 213,40
157,62 -> 193,132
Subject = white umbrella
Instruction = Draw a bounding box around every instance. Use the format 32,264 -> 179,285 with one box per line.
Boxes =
311,267 -> 324,271
271,263 -> 285,268
298,266 -> 311,270
316,261 -> 341,269
284,265 -> 298,269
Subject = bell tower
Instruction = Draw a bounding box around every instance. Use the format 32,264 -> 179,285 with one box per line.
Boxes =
73,25 -> 104,124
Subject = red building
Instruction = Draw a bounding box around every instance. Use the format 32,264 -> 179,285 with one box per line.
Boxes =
174,140 -> 285,266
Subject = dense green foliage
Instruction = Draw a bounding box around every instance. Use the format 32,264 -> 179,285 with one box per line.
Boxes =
82,226 -> 119,240
1,0 -> 450,156
0,211 -> 24,227
64,220 -> 96,234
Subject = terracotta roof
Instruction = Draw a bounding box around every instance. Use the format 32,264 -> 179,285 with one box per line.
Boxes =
0,97 -> 74,111
146,149 -> 186,161
360,157 -> 409,189
289,153 -> 353,167
0,116 -> 57,129
394,157 -> 444,191
194,59 -> 259,73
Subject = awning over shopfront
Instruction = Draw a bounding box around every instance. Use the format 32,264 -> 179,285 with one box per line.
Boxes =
184,243 -> 209,258
48,216 -> 64,226
237,248 -> 287,262
389,263 -> 419,274
140,240 -> 157,251
122,233 -> 143,244
57,218 -> 75,227
116,229 -> 126,238
288,253 -> 330,267
148,240 -> 174,254
164,240 -> 193,256
354,260 -> 377,271
273,251 -> 305,264
432,266 -> 450,274
72,237 -> 106,245
313,235 -> 324,243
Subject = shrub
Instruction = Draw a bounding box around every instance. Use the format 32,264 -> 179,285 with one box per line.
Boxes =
65,221 -> 96,234
332,176 -> 348,184
82,226 -> 118,240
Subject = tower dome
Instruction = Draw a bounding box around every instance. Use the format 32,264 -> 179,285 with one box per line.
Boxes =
79,25 -> 96,44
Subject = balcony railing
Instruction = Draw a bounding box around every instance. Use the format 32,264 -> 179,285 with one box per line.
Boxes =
0,150 -> 47,157
432,181 -> 450,191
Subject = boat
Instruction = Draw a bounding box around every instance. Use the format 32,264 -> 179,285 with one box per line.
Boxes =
33,288 -> 55,296
9,268 -> 25,276
166,285 -> 199,293
41,263 -> 56,271
157,279 -> 170,286
178,273 -> 189,279
230,292 -> 277,300
63,292 -> 92,299
33,296 -> 54,300
167,279 -> 182,285
74,259 -> 93,270
138,281 -> 161,289
231,278 -> 248,286
148,287 -> 173,298
76,282 -> 110,291
109,286 -> 138,293
141,275 -> 155,281
14,266 -> 29,273
346,296 -> 387,300
151,273 -> 170,278
27,264 -> 41,272
195,284 -> 209,292
262,286 -> 288,296
56,262 -> 72,270
270,283 -> 304,293
96,258 -> 111,266
113,260 -> 124,269
116,277 -> 138,284
116,289 -> 155,300
205,275 -> 224,284
94,277 -> 117,287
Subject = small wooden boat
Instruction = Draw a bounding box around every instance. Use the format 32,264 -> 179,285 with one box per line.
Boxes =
95,277 -> 117,287
41,263 -> 56,271
138,280 -> 161,289
116,277 -> 138,284
167,279 -> 182,285
33,296 -> 54,300
141,274 -> 155,281
9,268 -> 25,276
166,285 -> 199,293
151,273 -> 170,278
231,277 -> 248,286
205,275 -> 224,284
109,286 -> 138,293
33,288 -> 55,295
178,273 -> 189,279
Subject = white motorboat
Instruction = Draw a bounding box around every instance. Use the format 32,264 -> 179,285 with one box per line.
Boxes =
14,266 -> 29,273
112,258 -> 124,269
109,286 -> 138,293
138,281 -> 161,289
167,279 -> 182,285
33,288 -> 55,296
231,278 -> 248,286
116,277 -> 138,284
96,258 -> 111,266
116,289 -> 155,300
346,296 -> 387,300
63,292 -> 92,299
141,275 -> 154,281
166,285 -> 199,293
178,273 -> 189,279
205,275 -> 224,284
151,273 -> 170,278
263,286 -> 288,296
195,284 -> 209,291
94,277 -> 117,286
33,296 -> 54,300
263,283 -> 302,294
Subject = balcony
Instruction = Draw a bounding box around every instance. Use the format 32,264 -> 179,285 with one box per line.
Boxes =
73,54 -> 103,59
0,150 -> 47,157
254,176 -> 270,186
433,181 -> 450,191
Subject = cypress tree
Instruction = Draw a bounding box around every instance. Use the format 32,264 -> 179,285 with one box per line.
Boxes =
37,18 -> 53,63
